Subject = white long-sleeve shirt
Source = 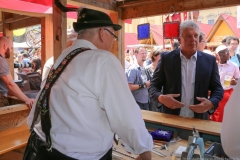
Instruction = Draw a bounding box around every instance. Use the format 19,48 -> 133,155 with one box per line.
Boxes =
28,39 -> 153,160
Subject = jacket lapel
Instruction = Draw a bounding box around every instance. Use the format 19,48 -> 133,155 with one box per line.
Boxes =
174,49 -> 182,94
195,51 -> 202,97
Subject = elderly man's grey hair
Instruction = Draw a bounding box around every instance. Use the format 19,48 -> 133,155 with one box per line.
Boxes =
77,28 -> 98,39
180,20 -> 200,37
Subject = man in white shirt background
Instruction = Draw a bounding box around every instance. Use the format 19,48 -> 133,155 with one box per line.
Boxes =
212,45 -> 239,122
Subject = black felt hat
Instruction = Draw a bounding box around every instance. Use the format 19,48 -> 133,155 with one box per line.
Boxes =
73,8 -> 122,32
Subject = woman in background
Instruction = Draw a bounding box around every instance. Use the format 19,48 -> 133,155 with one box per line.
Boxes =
31,57 -> 41,75
145,48 -> 164,112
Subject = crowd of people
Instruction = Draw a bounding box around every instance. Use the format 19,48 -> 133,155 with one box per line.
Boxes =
14,48 -> 42,76
125,25 -> 240,123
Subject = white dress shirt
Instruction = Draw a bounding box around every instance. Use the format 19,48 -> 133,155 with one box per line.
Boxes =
179,51 -> 197,118
28,40 -> 153,160
218,60 -> 239,90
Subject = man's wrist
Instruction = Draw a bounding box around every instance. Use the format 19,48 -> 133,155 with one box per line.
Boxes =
208,101 -> 214,114
139,83 -> 147,89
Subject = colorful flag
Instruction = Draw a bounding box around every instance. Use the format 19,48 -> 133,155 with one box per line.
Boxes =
165,15 -> 170,22
124,19 -> 132,24
237,6 -> 240,28
183,12 -> 188,21
171,13 -> 181,22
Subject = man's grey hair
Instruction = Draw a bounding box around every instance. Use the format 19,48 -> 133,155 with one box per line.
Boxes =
180,20 -> 200,37
77,28 -> 99,39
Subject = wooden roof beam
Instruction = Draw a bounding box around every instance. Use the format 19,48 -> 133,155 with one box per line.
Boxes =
118,0 -> 240,19
67,0 -> 117,13
8,17 -> 41,30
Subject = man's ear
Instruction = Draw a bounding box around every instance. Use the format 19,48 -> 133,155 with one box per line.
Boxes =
3,43 -> 7,50
178,38 -> 181,44
98,28 -> 104,43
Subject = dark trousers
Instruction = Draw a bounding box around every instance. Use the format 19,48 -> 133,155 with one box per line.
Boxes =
136,101 -> 149,110
23,131 -> 112,160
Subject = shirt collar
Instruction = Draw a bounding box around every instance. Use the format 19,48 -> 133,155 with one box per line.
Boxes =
71,39 -> 98,50
180,50 -> 198,60
219,60 -> 231,66
134,62 -> 144,70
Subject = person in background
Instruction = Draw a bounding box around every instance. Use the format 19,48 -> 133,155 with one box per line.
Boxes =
173,41 -> 180,50
41,32 -> 78,82
0,37 -> 34,108
145,48 -> 164,112
197,32 -> 207,52
34,48 -> 41,60
144,50 -> 152,66
211,45 -> 239,122
145,48 -> 163,78
126,46 -> 151,110
227,36 -> 240,68
124,49 -> 131,71
17,53 -> 23,63
149,20 -> 223,120
31,57 -> 41,75
25,8 -> 152,160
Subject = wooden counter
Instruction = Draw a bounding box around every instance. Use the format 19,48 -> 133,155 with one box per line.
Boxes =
142,110 -> 222,142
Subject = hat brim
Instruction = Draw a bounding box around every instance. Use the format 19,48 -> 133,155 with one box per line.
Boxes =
73,22 -> 122,32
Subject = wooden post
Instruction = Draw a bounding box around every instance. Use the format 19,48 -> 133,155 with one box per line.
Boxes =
109,12 -> 119,58
52,0 -> 67,62
41,15 -> 53,68
2,12 -> 14,77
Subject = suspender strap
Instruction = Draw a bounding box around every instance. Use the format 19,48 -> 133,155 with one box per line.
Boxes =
30,47 -> 90,151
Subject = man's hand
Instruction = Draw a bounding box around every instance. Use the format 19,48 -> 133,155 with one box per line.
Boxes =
145,81 -> 150,87
189,97 -> 213,113
25,98 -> 35,109
158,94 -> 184,109
230,78 -> 237,85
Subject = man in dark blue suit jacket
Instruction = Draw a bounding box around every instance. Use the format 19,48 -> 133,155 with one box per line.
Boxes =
149,21 -> 223,120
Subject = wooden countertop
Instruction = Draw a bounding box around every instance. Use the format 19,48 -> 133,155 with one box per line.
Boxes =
0,123 -> 30,155
142,110 -> 222,136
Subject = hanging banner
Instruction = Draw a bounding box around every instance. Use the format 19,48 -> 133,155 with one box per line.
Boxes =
124,19 -> 132,24
165,15 -> 170,22
237,6 -> 240,28
183,12 -> 188,21
171,13 -> 181,22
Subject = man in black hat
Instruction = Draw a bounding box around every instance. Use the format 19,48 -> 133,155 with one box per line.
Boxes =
25,8 -> 153,160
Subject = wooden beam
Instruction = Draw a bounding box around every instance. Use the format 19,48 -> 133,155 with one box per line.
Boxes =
53,0 -> 67,61
109,12 -> 119,58
118,0 -> 240,19
3,15 -> 31,24
41,15 -> 53,71
68,0 -> 116,12
0,8 -> 49,17
9,17 -> 41,30
2,12 -> 14,77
